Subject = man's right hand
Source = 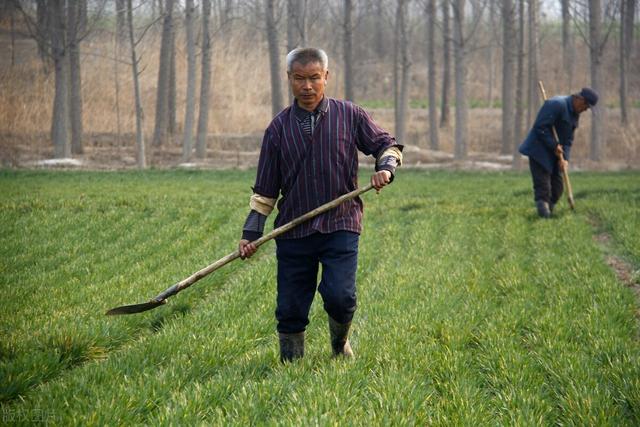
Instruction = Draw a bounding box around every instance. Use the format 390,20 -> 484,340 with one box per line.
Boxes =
238,239 -> 258,259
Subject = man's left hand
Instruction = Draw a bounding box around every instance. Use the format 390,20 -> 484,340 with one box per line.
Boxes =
371,170 -> 392,192
555,144 -> 564,159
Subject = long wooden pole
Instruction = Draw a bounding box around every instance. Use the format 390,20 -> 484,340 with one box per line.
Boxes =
154,183 -> 375,301
107,183 -> 374,314
537,81 -> 575,210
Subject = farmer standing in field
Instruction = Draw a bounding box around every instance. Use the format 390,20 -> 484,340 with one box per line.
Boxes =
237,47 -> 402,362
519,87 -> 598,218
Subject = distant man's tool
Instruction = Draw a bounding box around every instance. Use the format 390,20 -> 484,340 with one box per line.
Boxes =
537,81 -> 575,210
106,183 -> 375,315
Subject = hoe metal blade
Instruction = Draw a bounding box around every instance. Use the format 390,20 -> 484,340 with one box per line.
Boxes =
106,299 -> 166,315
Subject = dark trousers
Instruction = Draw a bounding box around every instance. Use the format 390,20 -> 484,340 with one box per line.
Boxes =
275,231 -> 359,334
529,158 -> 563,204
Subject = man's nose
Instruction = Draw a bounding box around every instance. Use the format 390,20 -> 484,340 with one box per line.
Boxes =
302,79 -> 312,89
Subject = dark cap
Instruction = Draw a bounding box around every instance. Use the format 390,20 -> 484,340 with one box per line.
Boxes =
579,87 -> 599,106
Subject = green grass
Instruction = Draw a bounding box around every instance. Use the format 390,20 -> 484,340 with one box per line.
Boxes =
1,169 -> 639,425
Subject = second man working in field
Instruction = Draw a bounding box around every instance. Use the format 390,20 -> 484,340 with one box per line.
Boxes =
238,48 -> 402,362
519,87 -> 598,217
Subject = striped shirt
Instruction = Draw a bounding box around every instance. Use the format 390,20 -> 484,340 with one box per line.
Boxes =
253,97 -> 398,239
298,108 -> 321,136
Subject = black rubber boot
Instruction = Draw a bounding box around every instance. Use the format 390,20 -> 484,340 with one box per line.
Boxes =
328,317 -> 354,358
536,200 -> 551,218
278,332 -> 304,363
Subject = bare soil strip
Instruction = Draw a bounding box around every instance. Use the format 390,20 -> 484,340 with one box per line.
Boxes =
589,215 -> 640,319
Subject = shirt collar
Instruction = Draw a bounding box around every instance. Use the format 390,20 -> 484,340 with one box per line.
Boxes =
293,96 -> 329,121
567,95 -> 577,117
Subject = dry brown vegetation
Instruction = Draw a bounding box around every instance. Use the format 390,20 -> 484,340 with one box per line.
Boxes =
0,11 -> 638,171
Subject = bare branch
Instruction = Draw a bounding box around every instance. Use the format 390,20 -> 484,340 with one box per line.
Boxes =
136,13 -> 165,46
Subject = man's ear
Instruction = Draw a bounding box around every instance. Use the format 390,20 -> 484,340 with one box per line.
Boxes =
324,70 -> 329,83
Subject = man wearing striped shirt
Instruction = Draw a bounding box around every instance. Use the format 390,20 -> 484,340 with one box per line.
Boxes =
238,48 -> 402,362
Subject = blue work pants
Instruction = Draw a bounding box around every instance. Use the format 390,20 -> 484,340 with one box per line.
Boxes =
274,231 -> 359,334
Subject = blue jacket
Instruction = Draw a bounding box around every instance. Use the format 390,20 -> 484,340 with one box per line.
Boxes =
519,95 -> 579,172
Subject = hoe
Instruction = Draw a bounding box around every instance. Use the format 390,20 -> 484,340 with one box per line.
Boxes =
106,183 -> 374,315
537,80 -> 575,210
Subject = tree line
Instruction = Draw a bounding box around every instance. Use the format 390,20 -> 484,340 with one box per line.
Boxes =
3,0 -> 637,168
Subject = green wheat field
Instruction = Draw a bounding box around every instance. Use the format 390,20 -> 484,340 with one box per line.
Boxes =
1,169 -> 639,425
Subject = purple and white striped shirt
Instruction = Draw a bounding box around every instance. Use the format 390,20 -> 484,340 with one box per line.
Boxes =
253,97 -> 398,239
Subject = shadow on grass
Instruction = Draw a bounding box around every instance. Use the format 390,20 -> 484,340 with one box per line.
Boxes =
573,187 -> 640,200
148,302 -> 192,333
398,202 -> 426,212
512,189 -> 531,197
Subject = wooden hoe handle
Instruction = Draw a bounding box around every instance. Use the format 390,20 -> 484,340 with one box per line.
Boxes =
157,183 -> 375,300
107,183 -> 375,315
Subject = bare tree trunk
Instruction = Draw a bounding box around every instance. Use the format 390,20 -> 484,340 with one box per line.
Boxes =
501,0 -> 515,155
167,23 -> 177,137
9,3 -> 16,67
513,0 -> 525,168
588,0 -> 604,161
266,0 -> 284,116
287,0 -> 298,102
114,0 -> 126,147
116,0 -> 126,39
440,0 -> 451,128
561,0 -> 575,89
113,39 -> 122,146
67,0 -> 83,155
393,14 -> 399,131
127,0 -> 146,168
619,0 -> 635,126
375,0 -> 385,56
628,0 -> 636,54
452,0 -> 468,159
151,0 -> 157,19
426,0 -> 439,149
225,0 -> 233,25
487,0 -> 495,108
343,0 -> 354,101
50,0 -> 69,158
196,0 -> 213,159
526,0 -> 539,126
36,0 -> 50,71
619,0 -> 628,126
394,0 -> 410,146
152,0 -> 175,147
182,0 -> 197,161
298,0 -> 307,46
286,0 -> 305,101
214,0 -> 233,35
287,0 -> 301,51
79,0 -> 87,32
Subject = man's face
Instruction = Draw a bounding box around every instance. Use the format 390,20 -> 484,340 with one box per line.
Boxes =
288,61 -> 329,112
574,96 -> 591,114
